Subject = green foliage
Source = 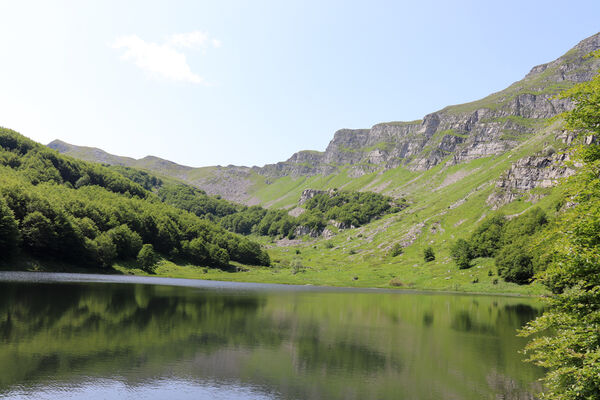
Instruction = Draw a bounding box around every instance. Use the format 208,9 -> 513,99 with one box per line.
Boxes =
110,166 -> 163,191
219,189 -> 403,240
521,54 -> 600,400
450,208 -> 547,278
389,243 -> 403,257
157,184 -> 239,220
20,211 -> 57,255
93,232 -> 118,268
107,224 -> 143,259
0,128 -> 270,269
304,191 -> 404,228
290,258 -> 304,274
137,244 -> 158,273
495,242 -> 533,284
450,238 -> 472,269
469,214 -> 505,258
0,195 -> 19,256
423,247 -> 435,262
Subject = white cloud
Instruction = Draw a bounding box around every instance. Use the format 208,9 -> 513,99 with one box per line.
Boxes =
111,32 -> 221,85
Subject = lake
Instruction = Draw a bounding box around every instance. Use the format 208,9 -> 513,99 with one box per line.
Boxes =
0,272 -> 543,399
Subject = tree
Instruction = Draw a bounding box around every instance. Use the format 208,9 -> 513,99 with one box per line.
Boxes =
107,224 -> 142,259
20,211 -> 56,254
495,241 -> 533,284
469,214 -> 505,258
450,239 -> 472,269
423,247 -> 435,262
520,51 -> 600,399
0,196 -> 19,257
137,244 -> 158,273
93,232 -> 117,268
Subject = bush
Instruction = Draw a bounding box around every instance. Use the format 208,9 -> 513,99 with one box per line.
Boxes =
389,278 -> 404,287
290,258 -> 304,274
389,243 -> 403,257
137,244 -> 159,273
423,246 -> 435,262
450,238 -> 472,269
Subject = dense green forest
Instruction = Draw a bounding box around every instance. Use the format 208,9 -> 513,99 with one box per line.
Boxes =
0,128 -> 270,270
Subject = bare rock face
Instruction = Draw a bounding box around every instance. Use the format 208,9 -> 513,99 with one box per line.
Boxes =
298,188 -> 336,205
293,225 -> 321,238
487,152 -> 576,209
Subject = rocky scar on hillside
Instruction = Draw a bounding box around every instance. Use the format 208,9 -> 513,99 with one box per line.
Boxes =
486,152 -> 574,209
486,132 -> 599,209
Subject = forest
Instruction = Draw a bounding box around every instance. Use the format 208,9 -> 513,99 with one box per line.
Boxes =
0,129 -> 270,270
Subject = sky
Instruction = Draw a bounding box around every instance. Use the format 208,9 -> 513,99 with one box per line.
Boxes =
0,1 -> 599,168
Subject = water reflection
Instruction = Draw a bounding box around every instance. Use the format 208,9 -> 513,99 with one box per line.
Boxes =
0,278 -> 543,400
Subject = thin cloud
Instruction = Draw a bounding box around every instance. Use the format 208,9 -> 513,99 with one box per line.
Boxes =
111,32 -> 221,85
168,31 -> 221,49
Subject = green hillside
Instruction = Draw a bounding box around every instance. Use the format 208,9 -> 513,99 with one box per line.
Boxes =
0,128 -> 270,273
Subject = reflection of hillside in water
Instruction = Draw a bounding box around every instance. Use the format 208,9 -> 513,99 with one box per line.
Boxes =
0,281 -> 544,400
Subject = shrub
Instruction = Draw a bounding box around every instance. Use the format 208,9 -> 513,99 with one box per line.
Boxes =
423,246 -> 435,262
389,243 -> 403,257
290,258 -> 304,274
389,278 -> 404,287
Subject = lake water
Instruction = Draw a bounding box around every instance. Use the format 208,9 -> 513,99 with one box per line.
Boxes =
0,272 -> 544,399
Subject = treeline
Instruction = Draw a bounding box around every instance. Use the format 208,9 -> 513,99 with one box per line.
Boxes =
219,190 -> 402,238
303,191 -> 405,228
0,128 -> 270,270
109,165 -> 163,191
146,179 -> 404,239
450,207 -> 548,284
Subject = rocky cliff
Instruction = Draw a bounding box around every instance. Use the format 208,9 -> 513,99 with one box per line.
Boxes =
487,151 -> 576,209
48,33 -> 600,206
257,33 -> 600,177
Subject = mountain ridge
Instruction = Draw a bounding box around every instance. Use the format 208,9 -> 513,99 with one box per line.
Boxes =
48,32 -> 600,205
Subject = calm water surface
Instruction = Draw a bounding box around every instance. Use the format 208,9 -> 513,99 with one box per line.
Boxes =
0,272 -> 543,399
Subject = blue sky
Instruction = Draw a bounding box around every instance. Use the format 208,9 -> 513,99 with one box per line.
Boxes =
0,1 -> 599,167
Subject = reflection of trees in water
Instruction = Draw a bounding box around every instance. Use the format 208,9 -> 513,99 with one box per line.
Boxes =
0,282 -> 545,400
295,336 -> 401,374
0,282 -> 271,389
486,369 -> 542,400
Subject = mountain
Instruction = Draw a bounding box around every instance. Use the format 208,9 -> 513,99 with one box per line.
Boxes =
49,33 -> 600,209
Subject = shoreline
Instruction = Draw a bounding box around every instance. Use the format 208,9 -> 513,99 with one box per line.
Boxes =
0,270 -> 545,298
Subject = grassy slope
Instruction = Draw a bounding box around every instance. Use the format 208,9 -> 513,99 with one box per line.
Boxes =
102,122 -> 567,296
